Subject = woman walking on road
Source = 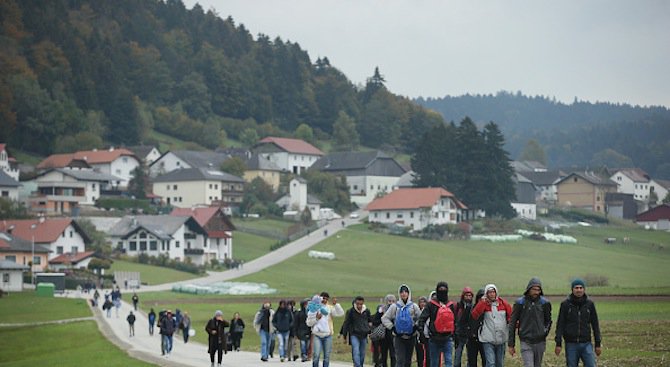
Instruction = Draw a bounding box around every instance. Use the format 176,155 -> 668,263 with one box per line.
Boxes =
206,310 -> 230,367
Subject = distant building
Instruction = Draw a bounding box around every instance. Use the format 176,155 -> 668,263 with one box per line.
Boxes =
636,204 -> 670,230
126,145 -> 162,165
556,172 -> 617,213
516,170 -> 565,204
49,251 -> 97,271
0,231 -> 50,272
153,168 -> 245,208
275,177 -> 322,220
650,179 -> 670,205
0,170 -> 21,201
0,144 -> 20,181
512,173 -> 538,220
170,207 -> 236,260
252,137 -> 324,174
0,259 -> 29,292
37,148 -> 140,188
311,151 -> 406,206
511,160 -> 547,173
0,218 -> 91,261
243,153 -> 282,192
366,187 -> 467,231
610,168 -> 654,203
605,193 -> 638,220
149,150 -> 231,177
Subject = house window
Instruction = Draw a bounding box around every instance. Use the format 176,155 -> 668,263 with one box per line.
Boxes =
353,185 -> 358,191
62,232 -> 65,238
123,157 -> 128,163
174,197 -> 178,202
1,191 -> 8,197
435,213 -> 439,218
173,185 -> 178,190
179,197 -> 183,202
5,255 -> 16,262
410,212 -> 414,218
167,185 -> 170,190
70,231 -> 73,238
397,213 -> 403,219
2,273 -> 8,283
129,242 -> 137,251
215,184 -> 218,189
370,185 -> 374,190
92,183 -> 96,190
167,198 -> 171,204
176,161 -> 181,166
71,246 -> 78,254
57,246 -> 64,254
139,232 -> 147,239
374,212 -> 378,218
33,256 -> 41,265
175,241 -> 180,248
573,177 -> 578,182
386,212 -> 390,219
140,242 -> 147,251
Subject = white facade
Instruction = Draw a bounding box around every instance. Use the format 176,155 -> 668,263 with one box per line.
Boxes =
289,178 -> 308,211
207,236 -> 233,260
0,186 -> 19,201
149,152 -> 191,177
33,171 -> 102,205
0,149 -> 19,181
44,224 -> 88,260
537,184 -> 558,203
0,268 -> 24,292
512,203 -> 537,220
650,179 -> 669,205
259,151 -> 319,174
153,180 -> 222,208
87,155 -> 139,188
611,171 -> 652,202
368,198 -> 460,231
637,219 -> 670,231
143,147 -> 162,165
348,175 -> 401,206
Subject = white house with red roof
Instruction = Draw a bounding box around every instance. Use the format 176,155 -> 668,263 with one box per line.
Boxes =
252,137 -> 324,174
0,144 -> 19,181
48,251 -> 96,271
37,147 -> 140,188
0,218 -> 91,260
170,206 -> 236,260
636,204 -> 670,230
366,187 -> 467,231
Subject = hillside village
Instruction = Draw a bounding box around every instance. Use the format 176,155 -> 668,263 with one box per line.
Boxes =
1,135 -> 670,290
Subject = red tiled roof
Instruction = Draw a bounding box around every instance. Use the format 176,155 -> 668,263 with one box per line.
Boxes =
617,168 -> 650,183
0,238 -> 9,249
0,143 -> 5,152
636,204 -> 670,222
258,137 -> 323,155
37,148 -> 137,169
36,153 -> 77,169
366,188 -> 465,211
170,207 -> 220,227
49,251 -> 96,265
207,230 -> 231,239
0,218 -> 74,243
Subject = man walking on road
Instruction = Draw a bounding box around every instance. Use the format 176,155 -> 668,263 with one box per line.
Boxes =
160,310 -> 176,358
554,279 -> 602,367
508,277 -> 552,367
383,284 -> 422,367
306,292 -> 345,367
148,308 -> 156,336
254,302 -> 275,362
127,311 -> 136,337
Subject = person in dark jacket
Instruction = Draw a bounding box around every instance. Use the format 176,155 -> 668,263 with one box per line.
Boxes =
508,277 -> 552,367
272,299 -> 294,362
340,296 -> 372,367
148,308 -> 156,336
469,289 -> 486,367
206,310 -> 230,367
454,287 -> 475,367
417,281 -> 456,367
230,312 -> 245,351
127,311 -> 136,337
377,294 -> 397,367
160,310 -> 176,357
295,298 -> 312,362
132,292 -> 139,311
415,296 -> 430,367
554,279 -> 602,367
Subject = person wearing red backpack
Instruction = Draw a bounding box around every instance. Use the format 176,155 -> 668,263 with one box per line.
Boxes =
382,284 -> 422,367
417,281 -> 457,367
471,284 -> 512,367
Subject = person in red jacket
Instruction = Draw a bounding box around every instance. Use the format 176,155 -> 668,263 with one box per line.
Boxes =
471,284 -> 512,367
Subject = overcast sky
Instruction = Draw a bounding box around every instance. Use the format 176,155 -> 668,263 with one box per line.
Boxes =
184,0 -> 669,107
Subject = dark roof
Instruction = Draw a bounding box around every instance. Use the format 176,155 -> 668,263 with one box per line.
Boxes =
36,168 -> 120,182
0,170 -> 20,187
171,150 -> 231,169
653,179 -> 670,190
108,215 -> 206,240
514,173 -> 537,204
0,232 -> 50,253
126,145 -> 159,159
307,194 -> 322,205
517,170 -> 565,186
512,160 -> 547,172
311,151 -> 406,177
153,167 -> 245,183
556,171 -> 617,187
244,154 -> 282,171
613,168 -> 651,183
636,204 -> 670,222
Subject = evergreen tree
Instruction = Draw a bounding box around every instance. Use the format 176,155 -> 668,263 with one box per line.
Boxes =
482,122 -> 516,218
127,165 -> 148,199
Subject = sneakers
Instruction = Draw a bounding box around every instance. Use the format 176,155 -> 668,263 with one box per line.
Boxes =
280,357 -> 285,362
261,357 -> 268,362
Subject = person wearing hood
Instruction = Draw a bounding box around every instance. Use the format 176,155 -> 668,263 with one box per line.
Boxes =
471,284 -> 512,367
306,292 -> 345,367
377,294 -> 397,367
206,310 -> 230,367
273,299 -> 294,362
454,287 -> 476,367
254,301 -> 275,362
508,277 -> 552,367
417,282 -> 456,367
382,284 -> 423,367
415,296 -> 430,367
554,279 -> 601,367
340,296 -> 372,367
295,298 -> 312,362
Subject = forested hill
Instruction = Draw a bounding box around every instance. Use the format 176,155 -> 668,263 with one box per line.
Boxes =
416,93 -> 670,179
0,0 -> 442,156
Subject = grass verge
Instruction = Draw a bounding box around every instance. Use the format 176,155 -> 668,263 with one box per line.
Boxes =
0,292 -> 90,323
109,259 -> 199,286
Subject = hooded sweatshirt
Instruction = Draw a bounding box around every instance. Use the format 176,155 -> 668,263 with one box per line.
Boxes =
471,284 -> 512,345
382,284 -> 422,337
455,287 -> 475,338
340,299 -> 372,339
508,277 -> 552,346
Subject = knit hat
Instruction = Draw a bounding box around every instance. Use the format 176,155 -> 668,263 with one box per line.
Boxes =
214,310 -> 223,317
571,278 -> 586,289
462,287 -> 473,296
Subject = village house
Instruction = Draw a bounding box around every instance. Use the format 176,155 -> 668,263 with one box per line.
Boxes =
366,187 -> 467,231
37,148 -> 140,188
512,173 -> 538,220
148,150 -> 231,177
0,218 -> 91,261
516,170 -> 565,204
48,251 -> 97,271
0,144 -> 20,181
610,168 -> 655,204
605,193 -> 638,220
555,171 -> 617,214
0,170 -> 21,202
126,145 -> 162,165
310,151 -> 406,206
0,259 -> 29,292
108,215 -> 211,265
275,177 -> 322,220
650,179 -> 670,205
152,168 -> 245,208
252,137 -> 324,174
243,153 -> 283,192
170,207 -> 236,261
26,168 -> 120,216
635,204 -> 670,230
0,231 -> 50,272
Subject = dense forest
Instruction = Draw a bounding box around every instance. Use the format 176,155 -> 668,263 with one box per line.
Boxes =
0,0 -> 442,156
417,93 -> 670,179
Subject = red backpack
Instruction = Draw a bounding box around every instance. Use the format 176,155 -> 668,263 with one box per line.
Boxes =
431,300 -> 455,334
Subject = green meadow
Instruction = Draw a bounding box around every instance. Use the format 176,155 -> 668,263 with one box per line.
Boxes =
0,292 -> 90,323
109,259 -> 199,285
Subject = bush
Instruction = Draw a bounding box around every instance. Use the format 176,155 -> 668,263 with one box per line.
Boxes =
119,254 -> 204,275
96,197 -> 155,214
549,208 -> 609,224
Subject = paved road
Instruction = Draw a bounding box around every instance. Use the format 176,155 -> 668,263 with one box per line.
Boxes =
77,214 -> 366,366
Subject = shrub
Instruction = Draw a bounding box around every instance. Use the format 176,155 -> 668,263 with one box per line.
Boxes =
580,274 -> 610,287
549,208 -> 609,224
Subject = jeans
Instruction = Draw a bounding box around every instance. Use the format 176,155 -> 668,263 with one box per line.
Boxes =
565,342 -> 596,367
149,322 -> 154,336
312,335 -> 332,367
482,343 -> 505,367
260,329 -> 272,359
350,335 -> 368,367
520,341 -> 545,367
395,336 -> 416,367
300,338 -> 310,358
278,330 -> 290,358
162,334 -> 173,354
429,337 -> 453,367
182,326 -> 189,343
454,337 -> 467,367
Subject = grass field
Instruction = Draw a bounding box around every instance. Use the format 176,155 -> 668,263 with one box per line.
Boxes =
109,259 -> 199,286
0,292 -> 91,323
235,217 -> 295,235
233,231 -> 277,262
232,224 -> 670,297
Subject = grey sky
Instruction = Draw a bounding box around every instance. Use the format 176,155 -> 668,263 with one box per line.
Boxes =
184,0 -> 670,107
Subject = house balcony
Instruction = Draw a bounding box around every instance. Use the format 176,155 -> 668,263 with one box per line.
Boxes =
184,248 -> 204,255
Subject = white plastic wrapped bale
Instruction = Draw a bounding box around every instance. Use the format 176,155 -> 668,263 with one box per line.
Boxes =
470,234 -> 522,242
172,282 -> 277,295
308,250 -> 336,260
516,229 -> 577,244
